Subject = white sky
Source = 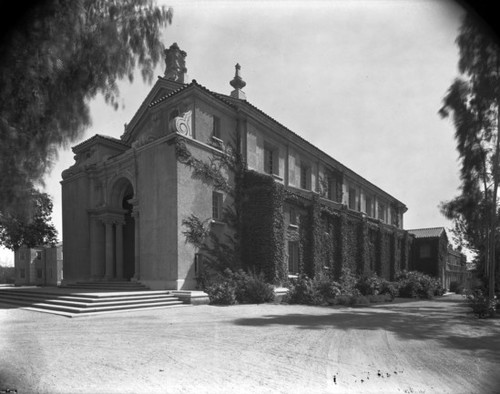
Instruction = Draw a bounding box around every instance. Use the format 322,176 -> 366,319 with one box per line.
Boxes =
1,0 -> 468,265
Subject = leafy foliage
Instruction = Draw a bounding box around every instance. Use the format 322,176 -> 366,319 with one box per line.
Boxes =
204,269 -> 275,305
0,0 -> 172,215
395,270 -> 442,299
0,189 -> 57,250
464,288 -> 498,318
439,11 -> 500,303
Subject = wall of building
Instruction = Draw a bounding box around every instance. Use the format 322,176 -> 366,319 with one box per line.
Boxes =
135,138 -> 179,289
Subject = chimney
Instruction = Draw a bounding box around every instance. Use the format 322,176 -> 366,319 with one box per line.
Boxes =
230,63 -> 246,100
164,43 -> 187,83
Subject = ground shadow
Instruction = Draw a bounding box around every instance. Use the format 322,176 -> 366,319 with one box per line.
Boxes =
233,297 -> 500,365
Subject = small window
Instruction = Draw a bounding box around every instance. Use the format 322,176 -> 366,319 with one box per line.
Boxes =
212,191 -> 223,221
300,164 -> 309,190
36,251 -> 42,260
20,268 -> 25,278
212,116 -> 221,139
288,241 -> 299,274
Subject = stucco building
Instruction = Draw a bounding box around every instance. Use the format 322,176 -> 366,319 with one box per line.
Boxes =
61,43 -> 411,290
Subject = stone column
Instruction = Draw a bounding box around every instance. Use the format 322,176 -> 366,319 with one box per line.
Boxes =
104,219 -> 114,280
115,220 -> 125,280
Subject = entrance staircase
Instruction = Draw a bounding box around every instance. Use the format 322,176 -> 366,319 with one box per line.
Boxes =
0,283 -> 188,317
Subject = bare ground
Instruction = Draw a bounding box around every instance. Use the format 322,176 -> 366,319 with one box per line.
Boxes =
0,294 -> 499,394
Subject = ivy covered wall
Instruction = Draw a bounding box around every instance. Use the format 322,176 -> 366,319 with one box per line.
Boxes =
240,170 -> 286,283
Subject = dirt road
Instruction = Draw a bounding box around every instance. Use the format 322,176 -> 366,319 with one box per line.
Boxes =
0,295 -> 499,393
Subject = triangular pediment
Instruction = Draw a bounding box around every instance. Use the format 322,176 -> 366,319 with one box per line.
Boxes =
121,77 -> 186,143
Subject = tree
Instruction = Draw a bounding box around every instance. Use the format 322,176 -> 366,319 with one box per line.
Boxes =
0,0 -> 172,216
439,11 -> 500,308
0,189 -> 57,250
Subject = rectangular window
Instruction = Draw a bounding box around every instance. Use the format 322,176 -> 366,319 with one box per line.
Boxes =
349,187 -> 357,210
212,191 -> 223,221
327,177 -> 335,201
365,196 -> 373,217
212,116 -> 221,139
289,207 -> 298,226
264,147 -> 275,175
36,251 -> 42,260
194,253 -> 203,277
288,241 -> 299,274
378,203 -> 386,222
300,164 -> 309,190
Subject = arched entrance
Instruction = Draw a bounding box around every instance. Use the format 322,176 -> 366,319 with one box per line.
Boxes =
107,177 -> 136,281
121,183 -> 135,280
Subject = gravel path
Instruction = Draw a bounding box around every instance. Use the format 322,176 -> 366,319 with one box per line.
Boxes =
0,294 -> 499,393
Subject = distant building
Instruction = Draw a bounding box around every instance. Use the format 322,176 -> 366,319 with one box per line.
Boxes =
408,227 -> 469,289
14,244 -> 63,286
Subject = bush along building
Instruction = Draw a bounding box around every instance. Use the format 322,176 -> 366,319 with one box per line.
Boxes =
408,227 -> 470,291
61,43 -> 411,290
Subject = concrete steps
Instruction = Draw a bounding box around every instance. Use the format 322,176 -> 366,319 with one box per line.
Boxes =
62,281 -> 149,291
0,287 -> 189,317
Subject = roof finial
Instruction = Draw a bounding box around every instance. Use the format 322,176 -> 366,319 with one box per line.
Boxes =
230,63 -> 246,99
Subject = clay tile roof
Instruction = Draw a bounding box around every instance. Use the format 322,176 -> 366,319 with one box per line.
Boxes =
407,227 -> 446,239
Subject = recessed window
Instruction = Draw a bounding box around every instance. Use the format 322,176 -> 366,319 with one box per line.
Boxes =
264,145 -> 279,176
348,187 -> 357,210
212,191 -> 223,221
194,253 -> 204,277
212,116 -> 221,139
36,251 -> 42,260
288,241 -> 299,274
290,207 -> 298,226
378,203 -> 386,222
365,196 -> 373,217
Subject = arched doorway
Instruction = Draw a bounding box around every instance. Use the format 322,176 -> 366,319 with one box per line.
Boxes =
121,184 -> 135,280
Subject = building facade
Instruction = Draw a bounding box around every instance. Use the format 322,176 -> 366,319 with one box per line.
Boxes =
61,43 -> 410,290
14,243 -> 63,286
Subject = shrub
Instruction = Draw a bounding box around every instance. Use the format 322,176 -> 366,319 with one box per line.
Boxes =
314,274 -> 341,304
331,294 -> 355,306
232,270 -> 275,304
464,289 -> 497,318
285,274 -> 318,305
352,295 -> 370,306
206,281 -> 237,305
356,274 -> 383,296
379,280 -> 399,300
449,281 -> 465,294
368,294 -> 392,303
396,271 -> 439,299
